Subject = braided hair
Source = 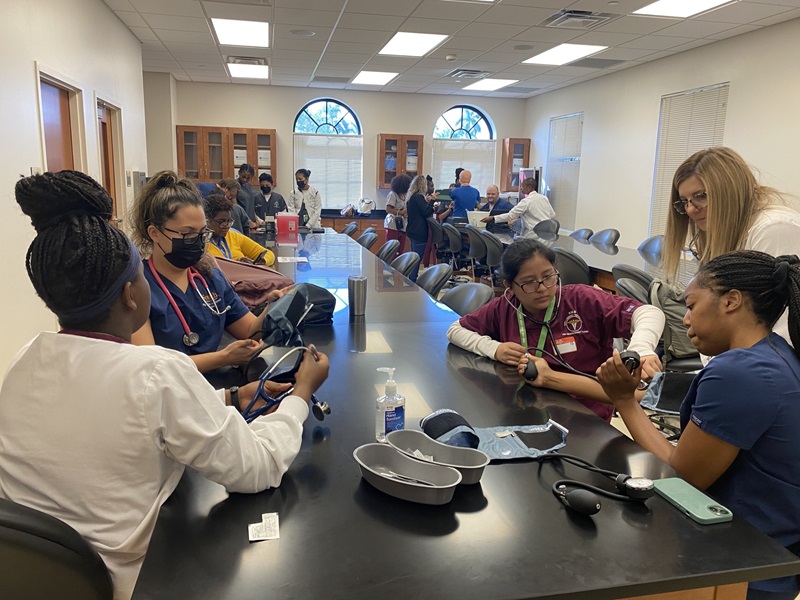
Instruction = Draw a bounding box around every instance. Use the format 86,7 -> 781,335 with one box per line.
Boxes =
16,170 -> 133,327
695,250 -> 800,358
204,192 -> 234,219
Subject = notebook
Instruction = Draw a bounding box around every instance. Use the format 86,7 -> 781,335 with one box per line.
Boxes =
467,210 -> 490,229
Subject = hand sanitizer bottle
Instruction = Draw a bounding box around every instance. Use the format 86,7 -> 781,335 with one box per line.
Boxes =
376,367 -> 405,442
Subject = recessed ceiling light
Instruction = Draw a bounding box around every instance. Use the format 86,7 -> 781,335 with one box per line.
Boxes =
290,29 -> 316,37
463,78 -> 518,91
352,71 -> 398,85
379,32 -> 449,57
523,44 -> 607,66
634,0 -> 735,18
212,18 -> 269,48
228,64 -> 269,79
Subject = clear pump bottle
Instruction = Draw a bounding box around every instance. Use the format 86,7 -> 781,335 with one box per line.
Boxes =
375,367 -> 405,442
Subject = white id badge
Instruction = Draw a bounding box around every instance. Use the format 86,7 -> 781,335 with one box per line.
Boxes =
555,336 -> 577,354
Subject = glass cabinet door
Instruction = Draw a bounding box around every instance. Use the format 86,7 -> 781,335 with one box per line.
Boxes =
206,130 -> 224,180
382,136 -> 399,187
404,138 -> 419,179
256,133 -> 272,179
231,132 -> 248,178
181,129 -> 199,180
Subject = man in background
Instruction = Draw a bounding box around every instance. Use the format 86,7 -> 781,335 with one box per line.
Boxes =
482,177 -> 555,235
450,169 -> 481,219
236,163 -> 258,229
479,184 -> 513,233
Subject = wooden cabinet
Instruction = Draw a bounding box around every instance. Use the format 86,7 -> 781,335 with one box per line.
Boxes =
177,126 -> 277,183
377,134 -> 423,189
500,138 -> 531,192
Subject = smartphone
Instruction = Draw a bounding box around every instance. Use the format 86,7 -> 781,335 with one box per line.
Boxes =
654,478 -> 733,525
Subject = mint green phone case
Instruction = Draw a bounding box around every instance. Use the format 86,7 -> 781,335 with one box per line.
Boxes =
654,478 -> 733,524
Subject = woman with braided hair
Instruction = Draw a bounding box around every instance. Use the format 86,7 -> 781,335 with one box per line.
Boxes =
599,250 -> 800,600
0,171 -> 329,599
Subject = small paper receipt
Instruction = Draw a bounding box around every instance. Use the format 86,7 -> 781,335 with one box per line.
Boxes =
248,512 -> 280,542
277,257 -> 309,263
411,449 -> 434,462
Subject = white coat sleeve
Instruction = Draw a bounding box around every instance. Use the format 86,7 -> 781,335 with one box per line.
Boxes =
308,189 -> 322,228
287,191 -> 299,214
492,198 -> 529,224
626,304 -> 665,357
143,355 -> 309,493
447,320 -> 501,360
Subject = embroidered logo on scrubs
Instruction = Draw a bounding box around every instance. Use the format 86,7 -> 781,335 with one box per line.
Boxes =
564,311 -> 586,334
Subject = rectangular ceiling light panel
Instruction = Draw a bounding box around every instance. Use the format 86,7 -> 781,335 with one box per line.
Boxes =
212,18 -> 269,48
634,0 -> 735,18
352,71 -> 398,85
228,63 -> 270,79
523,43 -> 607,66
463,78 -> 518,91
379,32 -> 449,57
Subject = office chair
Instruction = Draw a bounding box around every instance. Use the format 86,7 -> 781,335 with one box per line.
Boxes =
375,239 -> 400,263
416,263 -> 453,298
590,241 -> 620,255
0,498 -> 113,600
568,228 -> 593,241
611,264 -> 654,296
440,282 -> 495,317
637,235 -> 664,263
355,232 -> 378,250
440,223 -> 465,271
339,222 -> 358,237
588,228 -> 620,246
390,252 -> 421,279
553,247 -> 592,286
533,219 -> 560,236
427,217 -> 444,266
480,229 -> 505,287
463,224 -> 488,277
362,226 -> 376,236
615,278 -> 650,304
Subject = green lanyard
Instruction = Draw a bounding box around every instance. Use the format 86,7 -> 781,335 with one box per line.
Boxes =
516,296 -> 555,358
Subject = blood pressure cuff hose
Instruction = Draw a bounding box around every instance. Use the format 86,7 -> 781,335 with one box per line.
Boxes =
420,409 -> 569,460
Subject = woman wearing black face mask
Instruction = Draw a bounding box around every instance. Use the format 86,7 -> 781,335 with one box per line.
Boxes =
288,168 -> 322,228
130,171 -> 288,385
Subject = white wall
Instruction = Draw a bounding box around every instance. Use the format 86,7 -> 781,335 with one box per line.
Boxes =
0,0 -> 148,374
524,17 -> 800,247
144,72 -> 178,175
158,83 -> 527,206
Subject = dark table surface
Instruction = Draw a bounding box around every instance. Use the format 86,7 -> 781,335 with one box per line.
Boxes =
133,233 -> 798,600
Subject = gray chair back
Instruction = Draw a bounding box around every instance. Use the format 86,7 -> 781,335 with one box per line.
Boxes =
355,232 -> 378,250
463,225 -> 487,261
441,223 -> 463,254
440,283 -> 495,316
390,252 -> 421,278
611,263 -> 654,296
553,247 -> 592,286
339,222 -> 358,237
533,219 -> 560,235
480,229 -> 505,269
362,226 -> 376,236
568,228 -> 593,241
0,498 -> 113,600
427,218 -> 444,244
376,239 -> 399,263
615,278 -> 649,304
637,235 -> 664,262
588,228 -> 620,246
416,263 -> 453,298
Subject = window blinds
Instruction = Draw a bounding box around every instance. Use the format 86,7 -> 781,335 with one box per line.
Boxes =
650,83 -> 729,236
431,139 -> 496,193
293,133 -> 363,209
546,113 -> 583,230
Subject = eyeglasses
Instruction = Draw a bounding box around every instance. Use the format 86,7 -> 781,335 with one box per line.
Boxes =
514,272 -> 560,294
211,218 -> 234,228
672,191 -> 708,215
159,226 -> 213,244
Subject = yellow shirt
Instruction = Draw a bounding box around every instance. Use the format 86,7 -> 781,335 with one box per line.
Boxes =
207,229 -> 275,266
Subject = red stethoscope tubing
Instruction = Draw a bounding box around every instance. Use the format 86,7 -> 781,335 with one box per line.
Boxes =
147,259 -> 213,342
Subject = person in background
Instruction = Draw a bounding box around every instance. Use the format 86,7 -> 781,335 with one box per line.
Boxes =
384,174 -> 410,259
406,175 -> 435,282
288,168 -> 322,228
598,250 -> 800,600
662,146 -> 800,346
450,169 -> 481,219
258,173 -> 287,218
217,178 -> 250,235
1,170 -> 329,600
479,184 -> 514,234
129,171 -> 283,381
483,177 -> 555,235
447,238 -> 664,421
205,193 -> 275,266
236,163 -> 258,230
454,167 -> 464,188
422,175 -> 449,268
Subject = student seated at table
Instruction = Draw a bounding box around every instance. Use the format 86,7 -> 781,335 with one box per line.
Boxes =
446,238 -> 664,421
482,177 -> 555,236
597,250 -> 800,600
205,192 -> 275,266
216,178 -> 251,236
130,171 -> 284,381
1,170 -> 330,600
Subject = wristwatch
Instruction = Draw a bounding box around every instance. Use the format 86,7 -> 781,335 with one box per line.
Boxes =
229,386 -> 240,412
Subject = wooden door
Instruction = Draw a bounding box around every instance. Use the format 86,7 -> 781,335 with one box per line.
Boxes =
40,80 -> 74,172
97,104 -> 117,218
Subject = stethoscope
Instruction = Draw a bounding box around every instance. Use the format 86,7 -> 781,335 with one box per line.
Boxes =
147,259 -> 231,347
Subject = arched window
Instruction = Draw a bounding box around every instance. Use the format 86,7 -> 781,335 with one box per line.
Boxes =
294,98 -> 361,135
432,105 -> 496,193
434,105 -> 494,140
293,98 -> 363,209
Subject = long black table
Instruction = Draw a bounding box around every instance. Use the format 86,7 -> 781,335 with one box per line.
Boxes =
133,232 -> 799,600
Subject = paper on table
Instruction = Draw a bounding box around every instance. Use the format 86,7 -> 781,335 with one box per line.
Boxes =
277,256 -> 309,263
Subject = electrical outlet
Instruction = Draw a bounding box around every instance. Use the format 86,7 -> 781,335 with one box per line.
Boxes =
30,167 -> 43,176
126,171 -> 132,186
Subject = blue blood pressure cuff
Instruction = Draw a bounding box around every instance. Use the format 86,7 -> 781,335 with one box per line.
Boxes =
420,409 -> 568,460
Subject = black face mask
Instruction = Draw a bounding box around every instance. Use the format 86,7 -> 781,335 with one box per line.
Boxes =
160,236 -> 205,269
261,185 -> 272,194
296,180 -> 306,190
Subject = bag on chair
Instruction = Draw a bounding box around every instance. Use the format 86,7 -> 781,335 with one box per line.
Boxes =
215,256 -> 294,310
649,280 -> 698,363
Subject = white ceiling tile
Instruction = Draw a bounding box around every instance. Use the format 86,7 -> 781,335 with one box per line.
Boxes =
189,75 -> 232,83
323,52 -> 375,64
129,0 -> 204,17
457,22 -> 528,38
621,34 -> 695,50
564,0 -> 651,11
593,46 -> 656,60
201,2 -> 270,21
706,23 -> 762,40
142,58 -> 181,68
546,65 -> 600,76
181,59 -> 225,69
394,74 -> 440,83
273,8 -> 342,26
104,0 -> 136,10
753,7 -> 800,26
347,0 -> 418,17
328,41 -> 381,54
130,26 -> 160,42
144,65 -> 183,73
410,0 -> 489,21
363,56 -> 419,69
271,80 -> 309,87
141,50 -> 173,59
497,64 -> 555,77
397,17 -> 466,35
695,1 -> 796,24
272,37 -> 328,51
643,49 -> 679,61
511,26 -> 583,43
219,46 -> 269,59
274,0 -> 338,10
656,19 -> 740,37
476,4 -> 556,25
498,0 -> 568,8
142,14 -> 210,32
568,31 -> 642,46
331,28 -> 394,44
316,62 -> 362,73
442,36 -> 507,52
184,67 -> 228,76
271,49 -> 322,61
665,38 -> 717,53
744,0 -> 800,5
337,13 -> 405,31
140,40 -> 167,52
595,15 -> 674,35
313,68 -> 358,77
154,29 -> 215,44
308,81 -> 348,88
163,42 -> 222,56
115,10 -> 148,27
526,73 -> 575,84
